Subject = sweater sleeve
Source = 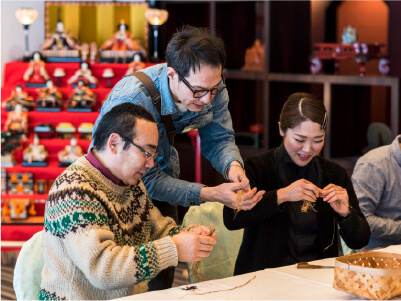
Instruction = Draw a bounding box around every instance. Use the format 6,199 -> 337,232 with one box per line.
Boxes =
223,154 -> 283,230
328,163 -> 371,250
148,198 -> 184,240
64,226 -> 177,290
46,194 -> 178,291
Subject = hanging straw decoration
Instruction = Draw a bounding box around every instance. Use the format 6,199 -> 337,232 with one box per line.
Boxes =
233,189 -> 245,219
189,225 -> 216,283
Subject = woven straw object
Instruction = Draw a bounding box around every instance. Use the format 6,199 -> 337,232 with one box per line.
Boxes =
333,251 -> 401,300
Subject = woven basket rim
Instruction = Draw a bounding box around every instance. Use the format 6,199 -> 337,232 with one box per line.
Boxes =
336,250 -> 401,262
335,251 -> 401,276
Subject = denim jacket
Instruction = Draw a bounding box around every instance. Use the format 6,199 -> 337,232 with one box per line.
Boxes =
91,63 -> 243,206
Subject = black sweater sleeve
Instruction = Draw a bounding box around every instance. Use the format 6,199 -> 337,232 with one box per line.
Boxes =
338,170 -> 371,249
320,159 -> 371,249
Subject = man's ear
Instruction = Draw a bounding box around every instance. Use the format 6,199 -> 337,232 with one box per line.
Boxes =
278,122 -> 285,137
108,133 -> 121,154
166,67 -> 177,80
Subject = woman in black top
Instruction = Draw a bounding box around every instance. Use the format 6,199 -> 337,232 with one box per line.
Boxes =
223,92 -> 370,275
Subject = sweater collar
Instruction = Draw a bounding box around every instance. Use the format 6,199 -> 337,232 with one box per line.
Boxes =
86,148 -> 124,186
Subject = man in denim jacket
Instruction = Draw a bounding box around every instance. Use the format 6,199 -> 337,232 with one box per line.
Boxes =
92,26 -> 264,212
92,26 -> 264,290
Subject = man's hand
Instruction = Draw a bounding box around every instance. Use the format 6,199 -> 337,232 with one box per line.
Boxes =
187,225 -> 214,236
171,231 -> 217,262
227,163 -> 249,188
200,182 -> 265,210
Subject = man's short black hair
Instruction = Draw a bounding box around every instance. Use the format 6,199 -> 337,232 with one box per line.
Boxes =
93,102 -> 155,151
165,25 -> 226,77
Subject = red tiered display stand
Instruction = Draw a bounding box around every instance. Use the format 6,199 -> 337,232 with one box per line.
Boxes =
1,60 -> 154,249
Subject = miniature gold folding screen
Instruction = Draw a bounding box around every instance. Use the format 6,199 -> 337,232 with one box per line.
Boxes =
45,1 -> 148,51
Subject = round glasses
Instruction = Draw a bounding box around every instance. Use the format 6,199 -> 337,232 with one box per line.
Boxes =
178,73 -> 226,98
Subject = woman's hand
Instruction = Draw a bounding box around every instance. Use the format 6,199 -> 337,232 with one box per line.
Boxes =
277,179 -> 322,205
321,184 -> 350,217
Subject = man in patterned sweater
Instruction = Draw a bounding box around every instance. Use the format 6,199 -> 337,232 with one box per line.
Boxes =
39,103 -> 217,300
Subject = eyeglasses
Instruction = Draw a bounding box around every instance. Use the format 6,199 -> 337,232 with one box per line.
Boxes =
178,73 -> 226,98
120,135 -> 158,160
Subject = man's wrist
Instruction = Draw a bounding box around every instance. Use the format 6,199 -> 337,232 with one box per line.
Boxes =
229,161 -> 243,169
225,161 -> 243,179
200,186 -> 217,203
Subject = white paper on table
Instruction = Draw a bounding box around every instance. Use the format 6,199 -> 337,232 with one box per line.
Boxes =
376,244 -> 401,254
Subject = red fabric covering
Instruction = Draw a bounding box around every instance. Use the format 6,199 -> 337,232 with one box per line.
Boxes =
1,225 -> 43,250
1,61 -> 156,247
1,109 -> 100,133
1,86 -> 110,104
1,138 -> 91,179
1,216 -> 44,250
1,61 -> 156,130
3,61 -> 155,89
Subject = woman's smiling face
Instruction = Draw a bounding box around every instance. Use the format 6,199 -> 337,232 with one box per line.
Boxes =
280,119 -> 325,167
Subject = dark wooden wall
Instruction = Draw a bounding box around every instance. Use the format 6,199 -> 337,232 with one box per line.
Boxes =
147,0 -> 400,219
151,0 -> 400,169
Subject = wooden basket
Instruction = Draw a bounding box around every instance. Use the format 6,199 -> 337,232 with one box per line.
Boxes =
333,251 -> 401,300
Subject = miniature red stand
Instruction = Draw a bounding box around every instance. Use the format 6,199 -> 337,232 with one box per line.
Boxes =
313,42 -> 384,76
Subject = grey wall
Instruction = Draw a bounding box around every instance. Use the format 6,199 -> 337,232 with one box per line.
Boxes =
1,0 -> 45,85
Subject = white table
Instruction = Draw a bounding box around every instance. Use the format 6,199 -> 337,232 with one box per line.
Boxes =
114,245 -> 401,300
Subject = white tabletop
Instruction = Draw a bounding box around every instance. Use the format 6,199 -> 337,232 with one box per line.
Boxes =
114,245 -> 401,300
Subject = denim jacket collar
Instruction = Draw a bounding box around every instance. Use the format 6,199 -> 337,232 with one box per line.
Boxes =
159,65 -> 178,116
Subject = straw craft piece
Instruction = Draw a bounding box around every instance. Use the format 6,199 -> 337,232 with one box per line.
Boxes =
301,200 -> 317,213
333,251 -> 401,300
233,189 -> 245,219
301,198 -> 352,214
189,225 -> 216,283
179,275 -> 256,299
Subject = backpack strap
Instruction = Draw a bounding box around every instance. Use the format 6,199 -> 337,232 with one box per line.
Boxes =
131,72 -> 176,145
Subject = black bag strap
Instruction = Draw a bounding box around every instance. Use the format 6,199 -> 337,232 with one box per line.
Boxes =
131,72 -> 176,145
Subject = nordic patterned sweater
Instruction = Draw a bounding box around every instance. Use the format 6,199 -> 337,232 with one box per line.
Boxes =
39,156 -> 181,300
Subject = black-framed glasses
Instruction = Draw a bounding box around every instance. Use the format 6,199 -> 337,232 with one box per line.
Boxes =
178,73 -> 226,98
120,135 -> 158,160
